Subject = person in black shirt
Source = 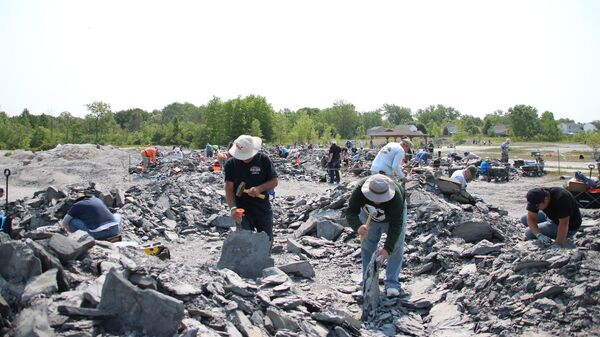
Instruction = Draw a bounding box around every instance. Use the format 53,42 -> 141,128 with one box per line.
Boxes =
327,140 -> 342,184
521,187 -> 582,246
225,135 -> 278,241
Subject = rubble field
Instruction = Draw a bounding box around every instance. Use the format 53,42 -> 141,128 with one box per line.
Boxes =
0,144 -> 599,337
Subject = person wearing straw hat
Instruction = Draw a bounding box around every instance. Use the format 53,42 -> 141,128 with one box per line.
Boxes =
346,174 -> 408,297
224,135 -> 278,241
370,139 -> 413,181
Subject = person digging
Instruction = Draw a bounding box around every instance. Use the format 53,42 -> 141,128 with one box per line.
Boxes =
521,187 -> 582,248
450,165 -> 478,204
224,135 -> 278,242
346,174 -> 408,298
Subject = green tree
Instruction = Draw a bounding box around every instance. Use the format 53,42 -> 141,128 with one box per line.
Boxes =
29,126 -> 52,150
250,119 -> 263,138
382,104 -> 413,125
85,101 -> 112,143
585,131 -> 600,159
321,100 -> 359,139
415,104 -> 461,125
538,111 -> 561,141
508,104 -> 539,140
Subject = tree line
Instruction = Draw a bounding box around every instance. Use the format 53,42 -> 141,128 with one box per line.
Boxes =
1,96 -> 599,152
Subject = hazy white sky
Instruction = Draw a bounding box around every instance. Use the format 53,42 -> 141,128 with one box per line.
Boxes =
1,0 -> 599,122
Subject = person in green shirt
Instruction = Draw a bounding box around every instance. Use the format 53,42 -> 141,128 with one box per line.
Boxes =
346,174 -> 407,297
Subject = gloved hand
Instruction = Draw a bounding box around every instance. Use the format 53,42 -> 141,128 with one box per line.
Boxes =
548,243 -> 563,250
535,233 -> 553,245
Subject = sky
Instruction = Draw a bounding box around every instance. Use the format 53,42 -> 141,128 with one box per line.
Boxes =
1,0 -> 599,122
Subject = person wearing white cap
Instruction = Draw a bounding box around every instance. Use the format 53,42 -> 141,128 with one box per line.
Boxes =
369,139 -> 413,181
346,174 -> 408,297
224,135 -> 278,241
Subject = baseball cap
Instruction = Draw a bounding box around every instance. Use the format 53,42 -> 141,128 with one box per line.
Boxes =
526,188 -> 547,212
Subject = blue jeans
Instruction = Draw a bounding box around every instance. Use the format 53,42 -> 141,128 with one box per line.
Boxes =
69,213 -> 122,240
520,212 -> 577,240
359,205 -> 407,290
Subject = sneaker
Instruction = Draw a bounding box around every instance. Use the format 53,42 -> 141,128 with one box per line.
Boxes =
386,288 -> 400,297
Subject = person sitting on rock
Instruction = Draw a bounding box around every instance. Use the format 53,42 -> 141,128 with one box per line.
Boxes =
225,135 -> 278,242
61,195 -> 122,240
521,187 -> 582,247
346,174 -> 407,298
370,139 -> 413,182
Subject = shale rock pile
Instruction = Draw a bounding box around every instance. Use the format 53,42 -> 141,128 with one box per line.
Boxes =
0,146 -> 599,336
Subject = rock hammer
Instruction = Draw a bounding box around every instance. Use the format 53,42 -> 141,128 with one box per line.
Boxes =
236,181 -> 266,199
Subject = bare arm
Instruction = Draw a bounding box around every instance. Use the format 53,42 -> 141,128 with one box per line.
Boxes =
526,211 -> 541,236
256,177 -> 278,194
225,181 -> 236,209
555,217 -> 570,245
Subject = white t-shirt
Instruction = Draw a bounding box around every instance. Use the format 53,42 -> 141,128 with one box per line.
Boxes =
370,143 -> 405,178
451,169 -> 468,190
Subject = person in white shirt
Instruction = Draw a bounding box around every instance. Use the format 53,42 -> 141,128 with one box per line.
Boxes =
370,139 -> 413,180
451,165 -> 478,191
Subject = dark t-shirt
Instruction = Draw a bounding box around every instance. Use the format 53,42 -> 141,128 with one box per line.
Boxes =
329,144 -> 342,162
224,153 -> 278,216
68,196 -> 116,230
544,187 -> 582,230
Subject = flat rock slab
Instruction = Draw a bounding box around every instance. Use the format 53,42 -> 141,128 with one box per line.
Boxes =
362,255 -> 380,321
217,231 -> 274,279
48,232 -> 95,263
279,260 -> 315,278
22,268 -> 59,304
98,269 -> 184,337
14,299 -> 54,337
452,221 -> 493,243
0,241 -> 42,284
316,220 -> 344,241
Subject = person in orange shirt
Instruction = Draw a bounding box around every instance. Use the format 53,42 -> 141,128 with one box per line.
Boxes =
140,146 -> 159,171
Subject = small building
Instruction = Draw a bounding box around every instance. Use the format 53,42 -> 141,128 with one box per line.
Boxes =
583,123 -> 597,132
366,125 -> 428,148
442,124 -> 458,135
492,124 -> 510,137
558,123 -> 583,135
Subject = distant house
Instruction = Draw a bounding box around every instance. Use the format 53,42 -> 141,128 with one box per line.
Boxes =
558,123 -> 583,135
442,124 -> 458,135
492,124 -> 510,137
583,123 -> 598,132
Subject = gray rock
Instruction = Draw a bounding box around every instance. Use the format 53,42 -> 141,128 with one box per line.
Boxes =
461,240 -> 504,257
113,188 -> 126,207
362,254 -> 380,321
25,239 -> 70,291
262,267 -> 290,285
312,308 -> 361,334
100,192 -> 115,208
48,232 -> 95,263
231,310 -> 266,337
156,193 -> 171,210
395,313 -> 426,336
271,296 -> 303,310
452,221 -> 493,243
22,269 -> 59,304
211,215 -> 235,229
294,217 -> 318,238
534,285 -> 565,299
46,186 -> 64,202
217,231 -> 274,279
0,241 -> 42,284
279,260 -> 315,278
98,269 -> 184,337
513,260 -> 550,272
14,299 -> 55,337
265,307 -> 300,332
316,220 -> 344,241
